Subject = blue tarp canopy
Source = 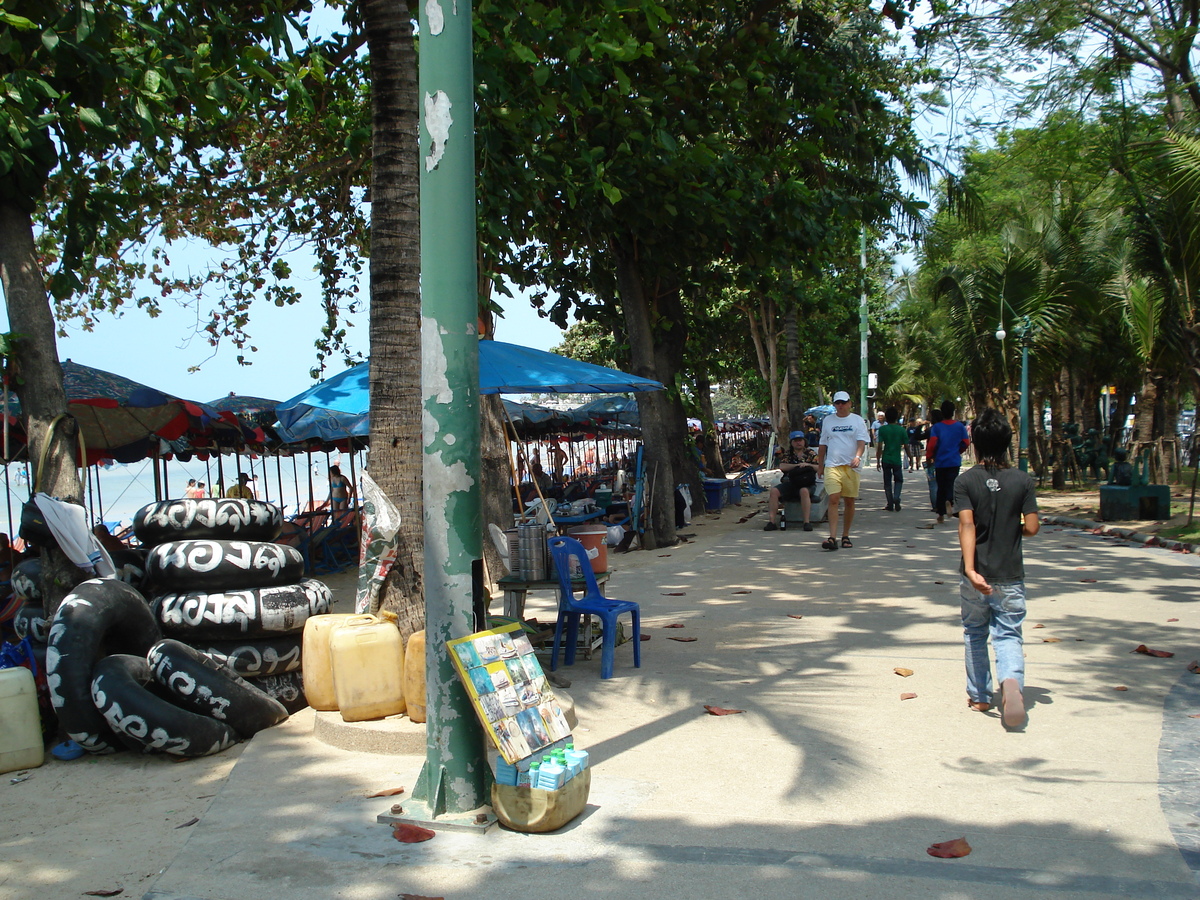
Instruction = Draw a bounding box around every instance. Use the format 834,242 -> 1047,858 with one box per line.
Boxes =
274,341 -> 663,442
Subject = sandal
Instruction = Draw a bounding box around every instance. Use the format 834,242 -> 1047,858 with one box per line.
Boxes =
841,536 -> 853,548
821,537 -> 838,551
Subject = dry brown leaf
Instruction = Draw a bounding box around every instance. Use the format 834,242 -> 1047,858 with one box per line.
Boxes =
704,705 -> 744,716
1114,685 -> 1129,691
900,692 -> 918,700
662,591 -> 686,596
669,636 -> 697,642
1042,638 -> 1062,643
663,623 -> 685,628
927,837 -> 972,858
657,554 -> 672,557
1033,623 -> 1045,628
366,787 -> 406,798
400,894 -> 445,899
1189,714 -> 1200,718
1133,644 -> 1175,658
1168,618 -> 1180,622
1080,578 -> 1098,583
1187,660 -> 1200,674
894,667 -> 914,677
733,590 -> 751,594
392,824 -> 435,843
786,614 -> 804,619
934,580 -> 944,585
82,891 -> 123,898
639,634 -> 651,641
174,817 -> 199,829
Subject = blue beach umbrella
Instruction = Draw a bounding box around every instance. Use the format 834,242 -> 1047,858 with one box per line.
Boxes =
274,341 -> 663,442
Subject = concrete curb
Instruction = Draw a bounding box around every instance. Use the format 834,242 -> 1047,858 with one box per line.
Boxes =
1041,514 -> 1200,554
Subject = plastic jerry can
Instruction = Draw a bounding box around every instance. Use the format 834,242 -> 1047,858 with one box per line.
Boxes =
0,667 -> 45,775
404,630 -> 427,724
330,615 -> 406,722
302,613 -> 358,711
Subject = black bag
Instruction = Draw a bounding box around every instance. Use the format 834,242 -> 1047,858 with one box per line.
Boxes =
788,466 -> 816,488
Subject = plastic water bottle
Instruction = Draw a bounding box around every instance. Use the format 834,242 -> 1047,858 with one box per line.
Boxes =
537,756 -> 566,790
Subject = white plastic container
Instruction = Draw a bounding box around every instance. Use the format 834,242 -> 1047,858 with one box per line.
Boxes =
330,615 -> 406,722
302,613 -> 357,711
0,667 -> 44,775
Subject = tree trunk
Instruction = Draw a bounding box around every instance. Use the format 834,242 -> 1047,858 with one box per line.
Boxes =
0,200 -> 87,618
479,392 -> 514,590
694,367 -> 726,479
746,294 -> 783,443
1131,367 -> 1158,445
612,238 -> 676,549
363,2 -> 424,639
784,306 -> 804,430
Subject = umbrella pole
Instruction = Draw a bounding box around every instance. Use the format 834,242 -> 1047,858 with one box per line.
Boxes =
348,445 -> 358,507
85,461 -> 94,523
276,455 -> 285,515
204,458 -> 212,498
162,455 -> 170,500
307,453 -> 315,511
216,453 -> 225,497
292,455 -> 300,514
94,463 -> 105,524
152,446 -> 162,501
502,403 -> 554,529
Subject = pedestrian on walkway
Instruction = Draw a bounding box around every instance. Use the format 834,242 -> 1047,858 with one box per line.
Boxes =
926,399 -> 970,524
763,432 -> 818,531
817,391 -> 869,550
955,407 -> 1039,729
877,406 -> 907,511
871,411 -> 886,468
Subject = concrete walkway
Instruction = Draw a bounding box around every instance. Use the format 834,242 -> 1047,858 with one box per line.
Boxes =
145,469 -> 1200,900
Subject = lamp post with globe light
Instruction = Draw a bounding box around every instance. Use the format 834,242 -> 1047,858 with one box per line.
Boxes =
994,315 -> 1032,472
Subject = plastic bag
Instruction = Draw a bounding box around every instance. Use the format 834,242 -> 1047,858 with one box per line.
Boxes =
355,471 -> 402,615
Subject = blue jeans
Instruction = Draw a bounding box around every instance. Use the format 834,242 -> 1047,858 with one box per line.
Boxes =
882,463 -> 904,506
960,578 -> 1026,703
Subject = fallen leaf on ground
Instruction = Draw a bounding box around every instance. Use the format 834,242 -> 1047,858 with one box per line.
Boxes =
669,636 -> 697,642
1080,578 -> 1098,583
640,634 -> 651,641
1063,544 -> 1078,549
392,824 -> 435,843
1168,618 -> 1179,622
1042,638 -> 1062,643
174,817 -> 199,829
1133,644 -> 1175,658
786,614 -> 804,619
400,894 -> 445,899
900,692 -> 918,700
1114,685 -> 1129,691
662,591 -> 686,596
704,705 -> 744,716
657,554 -> 672,557
1187,660 -> 1200,674
83,891 -> 123,897
927,837 -> 972,858
894,667 -> 914,677
1190,714 -> 1200,718
1033,623 -> 1045,628
366,787 -> 406,798
733,590 -> 751,594
663,623 -> 685,628
934,581 -> 944,585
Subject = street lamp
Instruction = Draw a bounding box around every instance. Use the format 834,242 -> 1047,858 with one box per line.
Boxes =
995,314 -> 1032,472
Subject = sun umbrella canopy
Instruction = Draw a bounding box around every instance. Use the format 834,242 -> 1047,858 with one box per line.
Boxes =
274,341 -> 663,442
570,395 -> 640,428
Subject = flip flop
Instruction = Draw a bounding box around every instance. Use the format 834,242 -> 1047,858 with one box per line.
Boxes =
821,537 -> 838,551
1000,678 -> 1026,729
841,536 -> 853,548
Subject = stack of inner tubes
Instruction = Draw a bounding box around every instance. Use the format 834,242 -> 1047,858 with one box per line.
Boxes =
46,577 -> 289,757
12,558 -> 54,738
136,498 -> 332,715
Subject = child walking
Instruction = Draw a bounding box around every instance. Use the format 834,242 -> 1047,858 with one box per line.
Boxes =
954,408 -> 1039,729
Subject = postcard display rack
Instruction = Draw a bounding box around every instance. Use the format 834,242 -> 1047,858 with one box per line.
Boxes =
449,622 -> 590,832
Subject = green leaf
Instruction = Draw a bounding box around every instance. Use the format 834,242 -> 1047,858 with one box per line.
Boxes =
78,107 -> 104,129
0,13 -> 37,30
600,181 -> 622,204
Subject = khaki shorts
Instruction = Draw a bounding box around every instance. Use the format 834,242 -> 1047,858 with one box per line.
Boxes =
824,465 -> 860,499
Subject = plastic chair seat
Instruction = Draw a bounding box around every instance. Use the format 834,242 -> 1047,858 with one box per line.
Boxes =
547,536 -> 641,679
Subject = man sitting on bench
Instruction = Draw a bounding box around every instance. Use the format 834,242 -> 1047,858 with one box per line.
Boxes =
763,432 -> 819,531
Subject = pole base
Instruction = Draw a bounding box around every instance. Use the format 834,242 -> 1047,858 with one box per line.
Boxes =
377,799 -> 497,833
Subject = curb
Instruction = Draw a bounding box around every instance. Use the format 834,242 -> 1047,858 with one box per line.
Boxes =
1041,514 -> 1200,554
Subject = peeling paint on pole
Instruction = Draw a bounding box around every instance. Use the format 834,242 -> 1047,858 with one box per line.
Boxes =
424,91 -> 452,172
425,0 -> 444,34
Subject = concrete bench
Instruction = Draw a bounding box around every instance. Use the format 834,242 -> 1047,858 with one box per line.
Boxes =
783,483 -> 829,527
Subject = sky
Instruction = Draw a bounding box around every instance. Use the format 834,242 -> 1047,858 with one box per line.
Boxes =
0,245 -> 568,407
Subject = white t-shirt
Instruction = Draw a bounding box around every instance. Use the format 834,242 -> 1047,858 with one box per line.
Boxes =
820,413 -> 870,467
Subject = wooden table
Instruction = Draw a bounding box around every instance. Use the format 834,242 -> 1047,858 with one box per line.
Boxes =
497,570 -> 611,620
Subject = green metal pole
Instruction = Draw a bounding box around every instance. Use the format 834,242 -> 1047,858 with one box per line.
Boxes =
1019,316 -> 1030,472
859,227 -> 869,412
410,0 -> 488,823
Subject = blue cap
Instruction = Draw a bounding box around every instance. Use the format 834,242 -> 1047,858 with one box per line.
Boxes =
789,431 -> 805,440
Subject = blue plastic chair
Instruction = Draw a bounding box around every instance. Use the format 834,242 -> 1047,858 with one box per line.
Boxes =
547,536 -> 641,679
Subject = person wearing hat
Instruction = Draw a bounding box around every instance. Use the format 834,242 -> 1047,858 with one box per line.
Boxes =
225,472 -> 255,500
763,431 -> 818,531
817,391 -> 869,550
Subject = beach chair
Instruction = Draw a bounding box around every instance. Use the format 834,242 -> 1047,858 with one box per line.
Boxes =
737,464 -> 765,494
547,536 -> 641,680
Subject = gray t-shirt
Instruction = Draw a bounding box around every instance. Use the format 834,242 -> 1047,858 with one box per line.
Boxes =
955,466 -> 1038,583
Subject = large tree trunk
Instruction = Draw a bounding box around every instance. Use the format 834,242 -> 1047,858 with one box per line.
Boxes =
479,392 -> 514,589
746,294 -> 783,444
694,367 -> 726,479
612,238 -> 676,549
1131,367 -> 1159,445
784,306 -> 804,430
363,2 -> 424,639
0,200 -> 86,618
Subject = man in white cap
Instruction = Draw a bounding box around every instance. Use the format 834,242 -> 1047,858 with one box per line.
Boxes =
817,391 -> 869,550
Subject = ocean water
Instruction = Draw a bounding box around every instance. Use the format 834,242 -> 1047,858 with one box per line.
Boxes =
1,450 -> 362,537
